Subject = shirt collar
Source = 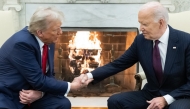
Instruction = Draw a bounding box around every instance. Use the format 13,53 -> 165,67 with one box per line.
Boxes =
35,36 -> 44,49
158,25 -> 169,44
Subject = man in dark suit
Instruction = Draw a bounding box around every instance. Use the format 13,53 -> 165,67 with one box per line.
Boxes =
0,7 -> 85,109
81,1 -> 190,109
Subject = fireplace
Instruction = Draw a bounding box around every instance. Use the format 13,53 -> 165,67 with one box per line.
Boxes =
54,27 -> 139,97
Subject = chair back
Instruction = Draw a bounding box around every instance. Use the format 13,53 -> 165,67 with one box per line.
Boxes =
0,10 -> 15,47
168,11 -> 190,33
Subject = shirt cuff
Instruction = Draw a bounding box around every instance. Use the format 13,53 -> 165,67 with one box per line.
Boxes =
41,92 -> 44,98
163,94 -> 175,105
87,72 -> 93,79
64,82 -> 70,97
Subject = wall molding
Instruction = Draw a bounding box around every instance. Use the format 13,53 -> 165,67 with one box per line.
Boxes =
20,0 -> 157,4
3,0 -> 22,11
172,0 -> 190,12
160,0 -> 175,12
1,0 -> 179,31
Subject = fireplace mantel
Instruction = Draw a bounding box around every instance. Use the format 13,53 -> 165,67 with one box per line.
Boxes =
19,0 -> 174,4
3,0 -> 175,11
2,0 -> 176,31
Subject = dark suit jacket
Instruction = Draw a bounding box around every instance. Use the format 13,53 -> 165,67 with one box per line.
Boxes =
91,25 -> 190,99
0,27 -> 68,109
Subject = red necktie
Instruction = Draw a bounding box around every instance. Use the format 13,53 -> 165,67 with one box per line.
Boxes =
42,44 -> 48,74
153,40 -> 163,84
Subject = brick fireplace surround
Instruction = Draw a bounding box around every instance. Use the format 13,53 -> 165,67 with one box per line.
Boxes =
54,27 -> 138,97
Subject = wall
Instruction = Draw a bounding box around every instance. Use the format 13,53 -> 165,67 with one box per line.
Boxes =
0,0 -> 188,41
17,0 -> 190,30
0,0 -> 189,29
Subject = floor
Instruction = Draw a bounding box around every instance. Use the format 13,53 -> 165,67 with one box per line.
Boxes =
72,107 -> 107,109
68,97 -> 108,107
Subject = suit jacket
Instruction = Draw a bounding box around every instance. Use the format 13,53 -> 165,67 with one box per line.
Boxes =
91,25 -> 190,99
0,27 -> 68,109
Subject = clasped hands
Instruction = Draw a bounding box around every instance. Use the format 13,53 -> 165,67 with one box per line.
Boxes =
70,73 -> 93,91
19,73 -> 93,104
19,89 -> 43,104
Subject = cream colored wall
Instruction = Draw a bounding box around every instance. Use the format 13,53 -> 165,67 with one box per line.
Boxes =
0,11 -> 15,47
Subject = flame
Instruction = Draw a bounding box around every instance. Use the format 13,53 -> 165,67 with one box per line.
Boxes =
68,31 -> 102,74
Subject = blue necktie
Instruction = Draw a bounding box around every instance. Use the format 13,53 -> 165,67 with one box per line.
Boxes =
153,40 -> 163,84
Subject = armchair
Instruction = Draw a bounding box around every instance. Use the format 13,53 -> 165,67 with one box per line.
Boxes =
0,10 -> 15,47
134,72 -> 147,90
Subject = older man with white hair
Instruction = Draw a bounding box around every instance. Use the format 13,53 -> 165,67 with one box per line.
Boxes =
81,1 -> 190,109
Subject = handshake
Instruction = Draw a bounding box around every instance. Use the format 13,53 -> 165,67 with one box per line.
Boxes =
19,73 -> 93,105
70,73 -> 94,91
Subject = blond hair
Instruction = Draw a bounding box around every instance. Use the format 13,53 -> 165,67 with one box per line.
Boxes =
28,7 -> 64,35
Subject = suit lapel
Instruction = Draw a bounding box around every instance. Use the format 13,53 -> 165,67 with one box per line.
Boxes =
48,45 -> 53,73
143,39 -> 160,86
29,33 -> 42,66
24,27 -> 43,67
143,39 -> 153,69
25,27 -> 53,74
162,27 -> 179,85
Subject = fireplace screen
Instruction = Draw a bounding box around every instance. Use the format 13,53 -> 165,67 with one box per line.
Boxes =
54,27 -> 139,97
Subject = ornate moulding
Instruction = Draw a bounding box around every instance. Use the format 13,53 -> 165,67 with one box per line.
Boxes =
20,0 -> 153,3
3,0 -> 22,11
2,0 -> 176,30
3,0 -> 176,12
160,0 -> 175,12
19,0 -> 171,6
172,0 -> 190,12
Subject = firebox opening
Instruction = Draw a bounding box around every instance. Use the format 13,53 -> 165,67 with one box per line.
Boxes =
54,27 -> 139,97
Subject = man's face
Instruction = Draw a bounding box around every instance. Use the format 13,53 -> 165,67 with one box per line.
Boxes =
39,20 -> 62,44
138,10 -> 161,40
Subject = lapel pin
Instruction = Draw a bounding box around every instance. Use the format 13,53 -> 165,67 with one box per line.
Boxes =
49,47 -> 50,50
173,47 -> 176,49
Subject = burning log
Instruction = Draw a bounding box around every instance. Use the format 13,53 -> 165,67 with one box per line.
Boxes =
68,31 -> 102,77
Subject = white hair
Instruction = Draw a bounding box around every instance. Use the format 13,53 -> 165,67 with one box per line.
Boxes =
140,1 -> 169,23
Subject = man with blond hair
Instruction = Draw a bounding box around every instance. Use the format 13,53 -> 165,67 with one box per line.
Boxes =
0,7 -> 85,109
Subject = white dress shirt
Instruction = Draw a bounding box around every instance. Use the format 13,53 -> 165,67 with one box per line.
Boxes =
156,26 -> 175,105
35,36 -> 70,96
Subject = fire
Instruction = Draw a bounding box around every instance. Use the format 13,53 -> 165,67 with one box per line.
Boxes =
68,31 -> 102,75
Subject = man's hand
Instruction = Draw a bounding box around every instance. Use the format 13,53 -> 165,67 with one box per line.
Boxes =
81,73 -> 93,85
147,97 -> 167,109
70,76 -> 84,91
19,89 -> 43,104
80,69 -> 93,84
70,74 -> 93,91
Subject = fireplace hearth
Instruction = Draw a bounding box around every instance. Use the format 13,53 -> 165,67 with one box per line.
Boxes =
54,27 -> 139,97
